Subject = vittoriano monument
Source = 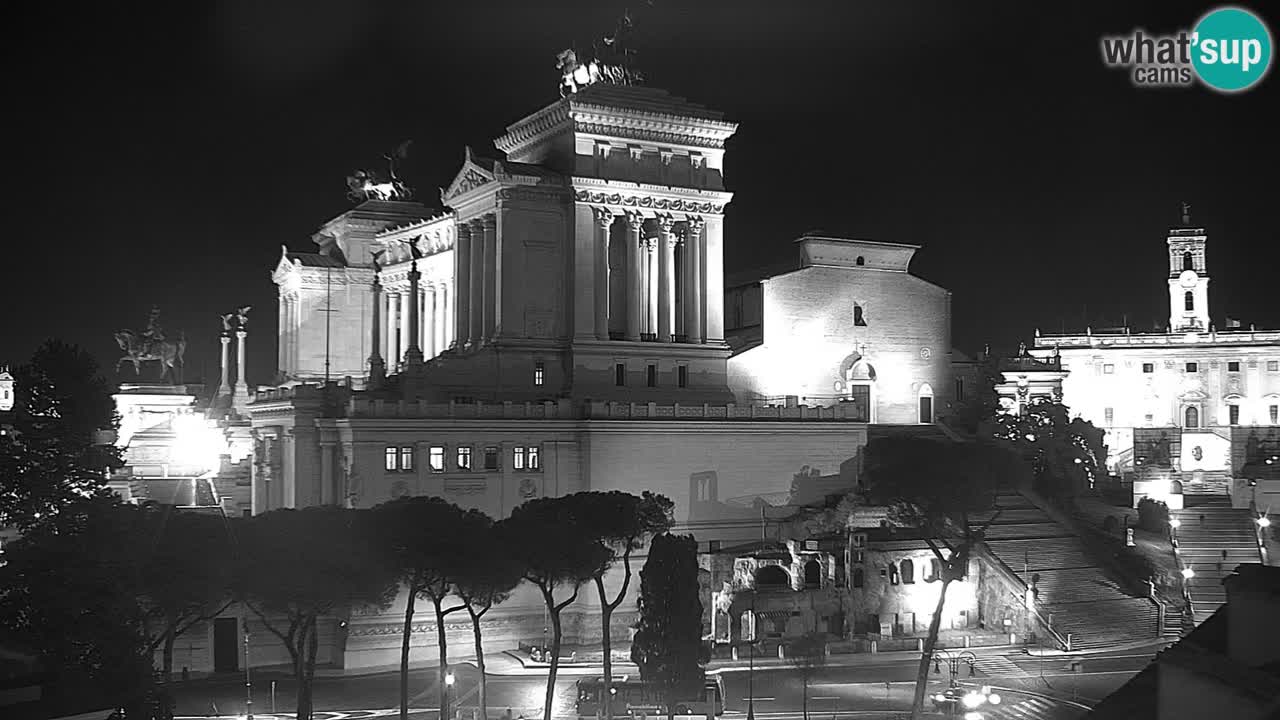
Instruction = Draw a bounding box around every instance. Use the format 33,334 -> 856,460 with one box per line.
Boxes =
346,140 -> 415,203
556,7 -> 645,96
115,306 -> 186,383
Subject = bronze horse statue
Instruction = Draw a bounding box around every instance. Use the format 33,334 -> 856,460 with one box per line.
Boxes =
115,330 -> 186,382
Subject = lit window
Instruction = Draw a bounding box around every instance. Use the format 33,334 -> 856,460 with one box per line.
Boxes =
429,446 -> 445,472
514,446 -> 526,470
1103,364 -> 1114,374
1104,408 -> 1114,426
534,361 -> 545,386
385,447 -> 398,472
615,363 -> 626,386
888,565 -> 899,585
514,445 -> 541,471
678,365 -> 688,388
853,304 -> 867,327
646,364 -> 657,387
527,444 -> 541,470
1186,362 -> 1198,373
399,446 -> 414,472
1229,405 -> 1240,426
456,446 -> 472,471
1142,363 -> 1154,373
483,446 -> 499,470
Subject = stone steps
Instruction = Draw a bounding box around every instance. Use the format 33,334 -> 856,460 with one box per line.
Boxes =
1170,503 -> 1261,625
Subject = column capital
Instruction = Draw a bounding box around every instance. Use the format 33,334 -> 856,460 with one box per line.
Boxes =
593,206 -> 616,229
235,329 -> 248,340
456,222 -> 472,239
625,211 -> 645,231
657,214 -> 677,235
481,213 -> 497,229
686,215 -> 706,234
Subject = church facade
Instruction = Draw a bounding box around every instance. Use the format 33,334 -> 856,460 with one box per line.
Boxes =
1029,213 -> 1280,508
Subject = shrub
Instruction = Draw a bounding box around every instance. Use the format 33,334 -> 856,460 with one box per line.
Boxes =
1137,498 -> 1170,533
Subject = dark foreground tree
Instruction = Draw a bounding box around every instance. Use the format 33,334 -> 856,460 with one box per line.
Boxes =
0,340 -> 121,531
572,491 -> 674,720
788,632 -> 828,720
236,507 -> 398,720
862,435 -> 1009,720
375,497 -> 487,720
631,533 -> 704,720
454,514 -> 524,720
0,495 -> 153,715
500,497 -> 610,720
993,398 -> 1107,499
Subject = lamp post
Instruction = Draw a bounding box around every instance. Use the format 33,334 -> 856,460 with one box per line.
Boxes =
243,620 -> 253,720
1169,517 -> 1181,545
931,649 -> 977,688
445,670 -> 456,720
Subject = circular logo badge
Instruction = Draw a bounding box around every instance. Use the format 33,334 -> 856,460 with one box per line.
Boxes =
1192,7 -> 1273,92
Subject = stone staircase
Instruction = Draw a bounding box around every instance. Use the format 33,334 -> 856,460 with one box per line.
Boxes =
1180,469 -> 1232,498
1171,496 -> 1262,624
976,493 -> 1160,651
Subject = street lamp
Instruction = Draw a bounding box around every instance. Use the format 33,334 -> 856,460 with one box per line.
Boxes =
1257,515 -> 1272,529
1169,518 -> 1180,544
445,670 -> 456,720
932,649 -> 977,687
1181,566 -> 1195,580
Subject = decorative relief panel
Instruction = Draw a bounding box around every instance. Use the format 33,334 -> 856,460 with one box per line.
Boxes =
445,480 -> 486,496
574,190 -> 724,215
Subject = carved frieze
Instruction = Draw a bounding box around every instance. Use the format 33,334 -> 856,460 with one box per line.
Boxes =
445,480 -> 487,496
573,121 -> 728,150
574,189 -> 724,215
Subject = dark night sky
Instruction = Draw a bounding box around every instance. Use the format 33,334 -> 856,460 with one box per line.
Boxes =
7,0 -> 1278,388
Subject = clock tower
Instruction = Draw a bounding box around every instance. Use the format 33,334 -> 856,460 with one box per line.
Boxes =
1166,204 -> 1210,332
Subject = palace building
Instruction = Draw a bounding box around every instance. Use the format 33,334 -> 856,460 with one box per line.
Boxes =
149,68 -> 972,673
1026,210 -> 1280,509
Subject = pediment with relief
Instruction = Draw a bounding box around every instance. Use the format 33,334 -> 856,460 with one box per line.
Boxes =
441,147 -> 496,203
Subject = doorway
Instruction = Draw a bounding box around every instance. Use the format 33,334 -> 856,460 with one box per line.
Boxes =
213,617 -> 239,673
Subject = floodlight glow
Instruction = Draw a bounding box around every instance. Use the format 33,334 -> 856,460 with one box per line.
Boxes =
1258,516 -> 1271,528
172,412 -> 225,474
1182,567 -> 1195,579
445,672 -> 456,686
1169,518 -> 1181,529
964,712 -> 984,720
962,692 -> 985,709
933,694 -> 947,703
987,693 -> 1001,705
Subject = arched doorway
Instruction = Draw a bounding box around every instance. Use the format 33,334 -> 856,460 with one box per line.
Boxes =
1185,405 -> 1200,429
918,383 -> 934,424
803,559 -> 821,589
755,565 -> 789,590
838,352 -> 877,422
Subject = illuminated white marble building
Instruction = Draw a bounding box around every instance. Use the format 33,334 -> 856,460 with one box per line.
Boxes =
1030,212 -> 1280,504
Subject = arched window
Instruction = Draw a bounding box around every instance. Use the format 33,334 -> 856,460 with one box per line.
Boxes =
1184,291 -> 1194,311
803,559 -> 821,589
888,565 -> 899,585
852,568 -> 865,588
1183,251 -> 1194,271
854,305 -> 867,326
755,565 -> 789,590
926,558 -> 941,582
918,383 -> 935,424
856,256 -> 865,266
900,559 -> 915,584
1185,406 -> 1200,429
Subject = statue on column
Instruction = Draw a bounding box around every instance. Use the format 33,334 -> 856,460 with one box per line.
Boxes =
235,305 -> 252,330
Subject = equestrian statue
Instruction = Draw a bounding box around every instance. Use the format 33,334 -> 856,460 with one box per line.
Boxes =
115,306 -> 187,383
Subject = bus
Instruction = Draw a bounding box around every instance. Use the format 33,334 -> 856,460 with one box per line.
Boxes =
575,675 -> 725,718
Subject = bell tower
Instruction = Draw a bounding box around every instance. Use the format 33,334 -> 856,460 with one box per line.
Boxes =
1167,203 -> 1210,332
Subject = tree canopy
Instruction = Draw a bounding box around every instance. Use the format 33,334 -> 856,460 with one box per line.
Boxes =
631,533 -> 705,720
993,398 -> 1107,498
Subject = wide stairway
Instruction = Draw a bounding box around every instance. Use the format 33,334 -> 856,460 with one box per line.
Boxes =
975,493 -> 1160,650
1171,495 -> 1261,624
1180,469 -> 1232,498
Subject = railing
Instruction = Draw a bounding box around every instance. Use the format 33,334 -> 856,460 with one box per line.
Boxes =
978,543 -> 1070,651
1036,328 -> 1280,347
583,401 -> 870,421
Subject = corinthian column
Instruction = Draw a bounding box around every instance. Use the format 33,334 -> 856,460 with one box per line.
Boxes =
645,238 -> 658,338
657,216 -> 676,343
469,218 -> 485,345
399,289 -> 412,367
594,207 -> 614,340
625,213 -> 643,341
481,214 -> 498,340
405,261 -> 423,367
455,223 -> 472,347
218,332 -> 232,398
685,217 -> 705,344
386,291 -> 399,371
423,284 -> 436,358
233,328 -> 249,407
368,277 -> 385,386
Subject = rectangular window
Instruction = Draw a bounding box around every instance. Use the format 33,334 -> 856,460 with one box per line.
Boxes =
456,446 -> 472,471
534,361 -> 545,386
1229,405 -> 1240,426
1228,361 -> 1241,372
429,446 -> 445,472
527,444 -> 541,470
954,377 -> 965,402
615,362 -> 626,386
1103,364 -> 1114,374
398,446 -> 414,472
1105,408 -> 1114,426
678,365 -> 688,388
385,447 -> 398,471
1269,361 -> 1280,372
1142,363 -> 1154,373
483,446 -> 499,471
514,446 -> 526,470
1186,362 -> 1198,373
1145,413 -> 1154,425
1271,405 -> 1279,424
647,364 -> 657,387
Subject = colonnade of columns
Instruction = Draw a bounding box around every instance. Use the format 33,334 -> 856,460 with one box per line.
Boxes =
594,210 -> 707,343
454,214 -> 498,348
376,279 -> 453,372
